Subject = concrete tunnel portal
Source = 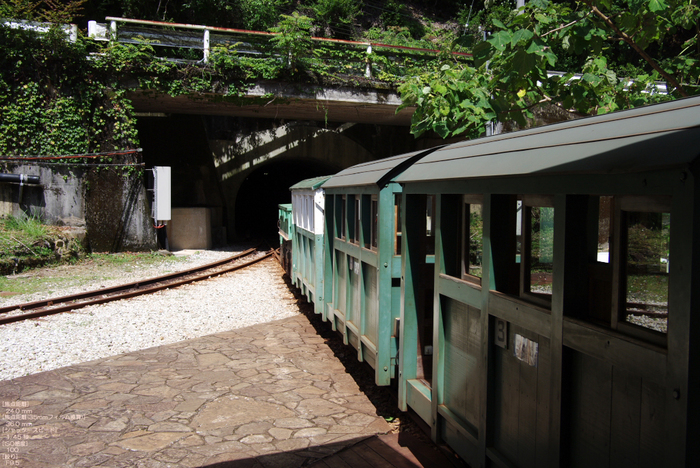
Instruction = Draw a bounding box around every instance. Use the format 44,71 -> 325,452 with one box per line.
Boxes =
137,113 -> 430,248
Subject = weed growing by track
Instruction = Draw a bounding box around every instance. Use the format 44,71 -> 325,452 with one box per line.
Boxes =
0,215 -> 60,272
0,251 -> 188,299
0,215 -> 51,252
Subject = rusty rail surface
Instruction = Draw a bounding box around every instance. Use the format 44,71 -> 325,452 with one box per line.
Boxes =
0,248 -> 274,325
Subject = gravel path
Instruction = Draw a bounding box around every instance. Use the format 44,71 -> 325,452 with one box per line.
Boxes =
0,250 -> 301,381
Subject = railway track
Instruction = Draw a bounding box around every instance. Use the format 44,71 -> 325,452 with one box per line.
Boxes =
0,247 -> 274,325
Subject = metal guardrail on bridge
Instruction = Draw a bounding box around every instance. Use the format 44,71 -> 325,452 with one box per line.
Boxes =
88,17 -> 471,79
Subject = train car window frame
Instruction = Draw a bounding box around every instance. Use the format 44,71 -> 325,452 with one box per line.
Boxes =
583,195 -> 616,326
394,194 -> 402,256
597,196 -> 614,264
362,194 -> 378,251
339,195 -> 347,240
519,195 -> 555,308
426,195 -> 436,256
612,195 -> 671,345
352,195 -> 361,246
306,194 -> 313,232
461,195 -> 484,285
371,195 -> 378,251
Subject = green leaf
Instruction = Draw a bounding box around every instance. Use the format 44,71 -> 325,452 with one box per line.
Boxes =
605,70 -> 617,86
488,31 -> 513,51
648,0 -> 668,12
492,18 -> 507,30
490,95 -> 510,115
512,50 -> 536,75
562,95 -> 574,110
473,42 -> 492,67
511,29 -> 534,47
440,102 -> 450,116
582,73 -> 602,86
433,83 -> 447,95
412,119 -> 430,136
511,110 -> 528,127
525,38 -> 546,55
434,121 -> 451,139
544,51 -> 557,68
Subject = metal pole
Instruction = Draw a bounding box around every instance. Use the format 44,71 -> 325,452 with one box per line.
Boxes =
365,45 -> 372,79
203,29 -> 210,63
109,20 -> 118,41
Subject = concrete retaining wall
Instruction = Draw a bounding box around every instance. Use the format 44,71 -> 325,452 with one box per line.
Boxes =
0,162 -> 157,252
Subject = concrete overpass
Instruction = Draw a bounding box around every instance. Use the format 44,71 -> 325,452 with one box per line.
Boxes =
132,84 -> 442,244
129,82 -> 415,126
89,17 -> 454,244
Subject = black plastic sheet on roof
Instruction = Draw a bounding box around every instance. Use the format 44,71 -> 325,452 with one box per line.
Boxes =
322,146 -> 444,189
395,97 -> 700,184
289,176 -> 332,191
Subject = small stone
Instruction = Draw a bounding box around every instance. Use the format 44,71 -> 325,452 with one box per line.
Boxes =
293,428 -> 327,438
240,434 -> 273,444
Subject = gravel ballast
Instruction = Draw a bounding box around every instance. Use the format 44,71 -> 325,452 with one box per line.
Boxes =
0,249 -> 301,381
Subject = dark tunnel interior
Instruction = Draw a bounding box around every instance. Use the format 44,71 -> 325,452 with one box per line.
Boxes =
235,159 -> 338,242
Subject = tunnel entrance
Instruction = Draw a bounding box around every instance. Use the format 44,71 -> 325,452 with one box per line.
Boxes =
235,159 -> 338,241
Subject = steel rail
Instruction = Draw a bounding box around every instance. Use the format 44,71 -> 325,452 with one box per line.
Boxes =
0,248 -> 273,325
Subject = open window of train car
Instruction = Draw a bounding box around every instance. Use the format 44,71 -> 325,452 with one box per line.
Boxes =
578,195 -> 669,346
350,195 -> 360,245
584,195 -> 615,325
395,194 -> 402,256
613,196 -> 670,344
519,195 -> 555,308
402,194 -> 436,389
426,195 -> 436,256
306,195 -> 313,231
361,194 -> 378,251
439,194 -> 483,286
462,195 -> 483,284
334,194 -> 346,240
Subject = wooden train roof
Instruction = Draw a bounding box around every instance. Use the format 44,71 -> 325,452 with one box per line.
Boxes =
322,146 -> 443,189
289,175 -> 332,191
395,96 -> 700,184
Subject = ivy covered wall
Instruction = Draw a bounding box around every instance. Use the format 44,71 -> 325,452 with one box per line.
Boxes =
0,26 -> 139,157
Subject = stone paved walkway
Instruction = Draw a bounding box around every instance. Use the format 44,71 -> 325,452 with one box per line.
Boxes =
0,315 -> 394,467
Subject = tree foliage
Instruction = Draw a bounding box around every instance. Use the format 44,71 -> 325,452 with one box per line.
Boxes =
5,0 -> 696,148
269,12 -> 315,71
399,0 -> 700,139
0,0 -> 88,23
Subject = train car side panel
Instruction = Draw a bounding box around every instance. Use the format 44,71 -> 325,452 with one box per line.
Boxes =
393,97 -> 700,467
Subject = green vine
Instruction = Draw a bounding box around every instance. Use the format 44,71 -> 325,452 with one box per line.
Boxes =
0,25 -> 139,157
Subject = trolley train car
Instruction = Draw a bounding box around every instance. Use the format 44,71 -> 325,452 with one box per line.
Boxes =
287,176 -> 330,313
280,96 -> 700,467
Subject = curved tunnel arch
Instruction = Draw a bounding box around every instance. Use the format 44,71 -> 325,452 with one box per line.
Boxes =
234,157 -> 339,240
219,123 -> 375,240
